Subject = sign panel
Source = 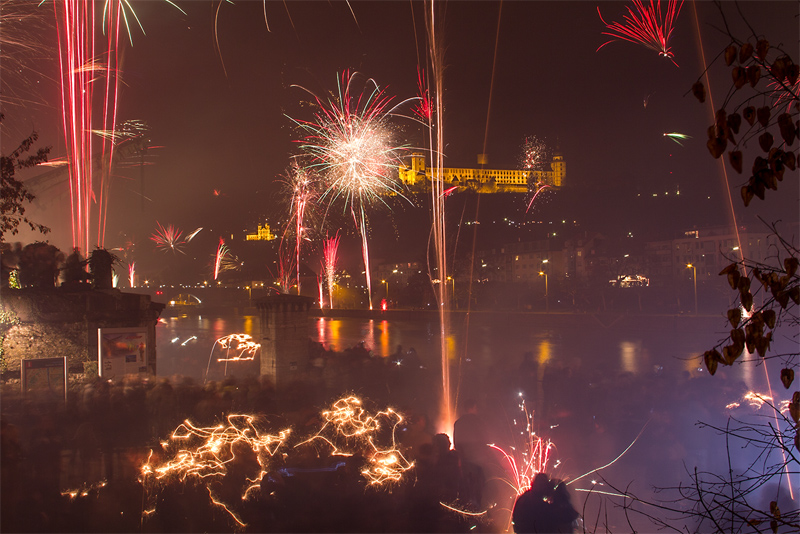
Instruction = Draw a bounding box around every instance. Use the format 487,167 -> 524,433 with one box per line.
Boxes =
21,357 -> 67,402
98,328 -> 148,380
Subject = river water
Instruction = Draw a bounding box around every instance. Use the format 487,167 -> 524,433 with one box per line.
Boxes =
155,311 -> 797,530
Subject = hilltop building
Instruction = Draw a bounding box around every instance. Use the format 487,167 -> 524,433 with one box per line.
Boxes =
397,153 -> 565,194
245,222 -> 277,241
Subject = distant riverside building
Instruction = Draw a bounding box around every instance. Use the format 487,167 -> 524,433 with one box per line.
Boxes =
245,223 -> 277,241
473,226 -> 780,287
646,226 -> 779,283
397,153 -> 565,194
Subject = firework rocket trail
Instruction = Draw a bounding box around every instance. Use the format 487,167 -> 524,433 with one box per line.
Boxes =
128,261 -> 135,287
663,132 -> 691,146
322,232 -> 341,309
526,182 -> 552,212
214,238 -> 226,280
283,162 -> 315,295
421,0 -> 453,435
597,0 -> 684,66
54,1 -> 183,254
288,71 -> 411,310
185,227 -> 203,242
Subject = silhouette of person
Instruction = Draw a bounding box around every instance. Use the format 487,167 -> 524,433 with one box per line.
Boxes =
453,398 -> 488,507
512,472 -> 578,533
550,479 -> 580,533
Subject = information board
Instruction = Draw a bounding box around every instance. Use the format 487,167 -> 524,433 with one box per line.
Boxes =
97,327 -> 148,380
21,357 -> 67,401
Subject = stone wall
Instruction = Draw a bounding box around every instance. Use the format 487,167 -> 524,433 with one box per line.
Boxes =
257,294 -> 313,388
1,288 -> 164,375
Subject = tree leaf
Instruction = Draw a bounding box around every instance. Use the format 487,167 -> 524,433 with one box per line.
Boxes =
757,106 -> 771,128
732,67 -> 747,89
770,55 -> 790,81
759,132 -> 774,153
707,137 -> 726,159
724,44 -> 737,66
728,151 -> 743,173
747,65 -> 761,87
755,334 -> 770,357
727,307 -> 742,328
755,39 -> 769,61
787,63 -> 799,86
784,256 -> 799,277
739,42 -> 753,63
781,150 -> 796,171
727,269 -> 741,289
780,368 -> 794,389
778,113 -> 796,145
751,176 -> 766,200
727,113 -> 742,134
741,185 -> 754,207
741,291 -> 753,311
705,350 -> 720,374
743,106 -> 756,125
763,309 -> 776,329
691,81 -> 705,103
791,392 -> 800,424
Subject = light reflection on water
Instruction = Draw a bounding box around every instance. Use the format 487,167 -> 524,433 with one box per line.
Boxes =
154,312 -> 796,526
156,313 -> 764,388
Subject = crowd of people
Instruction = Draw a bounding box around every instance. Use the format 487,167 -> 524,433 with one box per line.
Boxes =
4,333 -> 721,533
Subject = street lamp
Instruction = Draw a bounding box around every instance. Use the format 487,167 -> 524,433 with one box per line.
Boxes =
381,279 -> 388,300
539,271 -> 549,312
686,264 -> 697,315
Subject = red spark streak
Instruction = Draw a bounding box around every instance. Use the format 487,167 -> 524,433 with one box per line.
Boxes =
55,0 -> 123,253
597,0 -> 684,66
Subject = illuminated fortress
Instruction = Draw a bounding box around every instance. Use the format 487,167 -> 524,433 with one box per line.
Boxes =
397,153 -> 565,193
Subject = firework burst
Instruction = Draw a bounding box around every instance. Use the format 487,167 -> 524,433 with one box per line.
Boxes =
289,71 -> 411,310
0,0 -> 54,111
597,0 -> 684,66
519,135 -> 549,172
150,222 -> 185,254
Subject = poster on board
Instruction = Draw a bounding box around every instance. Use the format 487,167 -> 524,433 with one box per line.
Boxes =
98,327 -> 148,380
21,357 -> 67,401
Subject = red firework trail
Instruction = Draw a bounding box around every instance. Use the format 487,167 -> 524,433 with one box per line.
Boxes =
55,0 -> 122,253
321,232 -> 341,309
526,182 -> 552,212
597,0 -> 684,66
54,1 -> 183,254
412,67 -> 433,123
214,238 -> 226,280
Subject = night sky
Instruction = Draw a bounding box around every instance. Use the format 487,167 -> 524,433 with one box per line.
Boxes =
3,1 -> 798,278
